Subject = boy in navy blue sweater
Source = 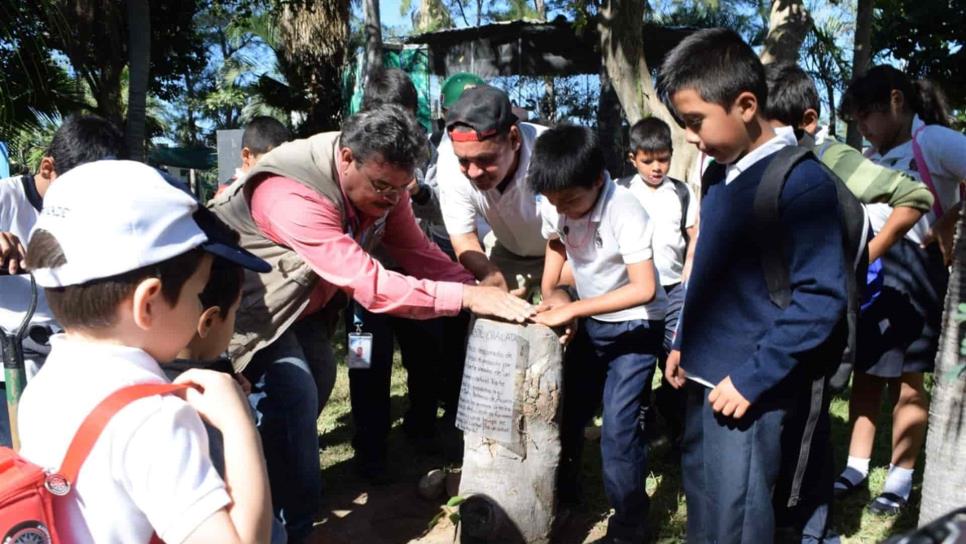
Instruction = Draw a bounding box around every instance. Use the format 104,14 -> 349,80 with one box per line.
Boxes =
656,28 -> 848,543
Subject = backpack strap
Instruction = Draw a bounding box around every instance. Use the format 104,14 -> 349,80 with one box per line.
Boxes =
700,161 -> 726,198
754,146 -> 812,309
57,383 -> 193,484
669,177 -> 691,246
911,125 -> 946,218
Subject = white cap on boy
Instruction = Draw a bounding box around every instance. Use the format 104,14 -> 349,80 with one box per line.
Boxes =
30,160 -> 269,288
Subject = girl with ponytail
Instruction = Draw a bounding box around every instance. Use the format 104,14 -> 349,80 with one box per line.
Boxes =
834,65 -> 966,516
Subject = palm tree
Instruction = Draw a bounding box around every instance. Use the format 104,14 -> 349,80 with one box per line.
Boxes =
274,0 -> 351,135
919,205 -> 966,524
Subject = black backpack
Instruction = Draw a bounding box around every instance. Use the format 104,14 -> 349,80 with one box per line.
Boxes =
617,174 -> 692,247
701,146 -> 870,391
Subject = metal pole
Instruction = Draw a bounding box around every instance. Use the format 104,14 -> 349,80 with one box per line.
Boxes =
1,274 -> 37,451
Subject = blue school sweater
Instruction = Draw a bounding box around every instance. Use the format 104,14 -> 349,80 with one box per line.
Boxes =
677,154 -> 847,403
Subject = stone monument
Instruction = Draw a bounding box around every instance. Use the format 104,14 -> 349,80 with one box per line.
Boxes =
456,318 -> 564,543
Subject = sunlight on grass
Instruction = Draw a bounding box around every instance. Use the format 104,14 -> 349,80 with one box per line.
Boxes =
313,342 -> 924,543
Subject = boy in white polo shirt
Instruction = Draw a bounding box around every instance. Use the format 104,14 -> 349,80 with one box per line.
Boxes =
20,160 -> 272,544
618,116 -> 697,446
532,126 -> 666,544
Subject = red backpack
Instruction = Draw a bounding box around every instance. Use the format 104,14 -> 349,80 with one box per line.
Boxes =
0,383 -> 191,544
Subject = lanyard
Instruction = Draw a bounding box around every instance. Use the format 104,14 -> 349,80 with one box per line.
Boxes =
351,302 -> 364,334
911,125 -> 945,218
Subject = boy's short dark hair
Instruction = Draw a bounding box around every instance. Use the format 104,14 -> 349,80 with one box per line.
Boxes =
201,258 -> 244,318
628,117 -> 673,154
764,63 -> 821,128
656,27 -> 767,116
362,68 -> 419,114
25,230 -> 206,330
528,125 -> 605,194
242,116 -> 291,156
47,114 -> 124,175
198,215 -> 244,318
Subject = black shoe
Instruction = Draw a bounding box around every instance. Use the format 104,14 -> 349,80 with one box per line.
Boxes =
833,468 -> 868,499
868,492 -> 907,516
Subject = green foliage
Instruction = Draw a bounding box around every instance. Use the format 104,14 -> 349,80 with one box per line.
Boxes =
401,0 -> 454,32
650,0 -> 765,45
872,0 -> 966,112
4,114 -> 60,176
487,0 -> 542,21
426,494 -> 464,533
0,1 -> 87,142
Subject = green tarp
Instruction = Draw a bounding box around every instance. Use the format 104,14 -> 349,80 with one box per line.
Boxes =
345,45 -> 433,132
148,146 -> 216,170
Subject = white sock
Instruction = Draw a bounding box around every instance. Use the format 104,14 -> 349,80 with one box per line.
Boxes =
847,456 -> 870,478
883,464 -> 914,500
835,456 -> 870,492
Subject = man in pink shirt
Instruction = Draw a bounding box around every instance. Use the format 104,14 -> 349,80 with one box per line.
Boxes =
211,105 -> 532,542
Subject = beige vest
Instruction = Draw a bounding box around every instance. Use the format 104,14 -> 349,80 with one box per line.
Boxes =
210,132 -> 351,372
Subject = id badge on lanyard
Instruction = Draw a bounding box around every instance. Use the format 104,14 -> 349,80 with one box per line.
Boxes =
347,303 -> 373,369
345,216 -> 386,369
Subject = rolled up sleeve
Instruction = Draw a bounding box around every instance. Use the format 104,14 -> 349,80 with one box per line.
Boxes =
250,176 -> 466,318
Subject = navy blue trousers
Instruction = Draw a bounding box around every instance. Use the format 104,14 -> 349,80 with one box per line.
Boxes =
681,381 -> 789,544
559,317 -> 663,540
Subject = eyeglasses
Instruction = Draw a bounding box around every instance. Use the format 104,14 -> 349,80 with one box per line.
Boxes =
357,165 -> 409,197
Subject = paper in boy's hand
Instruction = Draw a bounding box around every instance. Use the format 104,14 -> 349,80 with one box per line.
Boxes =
708,376 -> 751,419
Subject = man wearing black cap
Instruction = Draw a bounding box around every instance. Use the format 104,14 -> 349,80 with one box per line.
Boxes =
436,85 -> 549,299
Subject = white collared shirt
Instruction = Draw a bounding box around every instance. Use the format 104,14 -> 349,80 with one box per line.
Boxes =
0,174 -> 39,246
437,122 -> 548,257
865,115 -> 966,244
621,175 -> 697,286
19,336 -> 230,544
541,176 -> 667,322
724,128 -> 798,184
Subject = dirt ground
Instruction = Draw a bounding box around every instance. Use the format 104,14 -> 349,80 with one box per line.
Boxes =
307,475 -> 609,544
303,402 -> 612,544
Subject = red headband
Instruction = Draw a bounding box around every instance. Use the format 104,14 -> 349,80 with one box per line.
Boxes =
449,128 -> 499,142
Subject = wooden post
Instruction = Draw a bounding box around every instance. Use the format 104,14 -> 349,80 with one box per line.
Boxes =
456,319 -> 563,543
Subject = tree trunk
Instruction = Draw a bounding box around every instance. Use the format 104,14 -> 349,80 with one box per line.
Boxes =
90,75 -> 125,133
275,0 -> 349,135
847,0 -> 875,149
125,0 -> 151,162
598,0 -> 696,180
824,79 -> 837,136
535,0 -> 554,123
416,0 -> 453,32
760,0 -> 812,66
363,0 -> 383,79
919,203 -> 966,525
598,66 -> 625,178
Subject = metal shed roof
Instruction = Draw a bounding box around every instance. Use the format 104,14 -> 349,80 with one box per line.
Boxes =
405,17 -> 694,78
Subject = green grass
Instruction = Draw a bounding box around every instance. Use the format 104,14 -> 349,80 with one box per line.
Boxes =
315,340 -> 924,543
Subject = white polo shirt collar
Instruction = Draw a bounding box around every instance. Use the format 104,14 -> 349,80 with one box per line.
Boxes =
724,128 -> 797,185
